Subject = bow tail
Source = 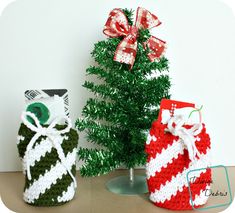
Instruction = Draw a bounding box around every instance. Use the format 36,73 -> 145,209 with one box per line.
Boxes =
103,8 -> 130,37
113,35 -> 137,69
191,139 -> 202,160
144,36 -> 166,62
26,132 -> 42,180
182,133 -> 202,163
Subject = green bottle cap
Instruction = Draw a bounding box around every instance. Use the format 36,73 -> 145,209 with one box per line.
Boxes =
26,102 -> 50,125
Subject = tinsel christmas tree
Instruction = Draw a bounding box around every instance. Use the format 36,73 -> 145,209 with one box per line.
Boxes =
76,8 -> 171,177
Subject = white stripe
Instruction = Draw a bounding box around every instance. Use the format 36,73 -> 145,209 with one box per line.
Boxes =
191,184 -> 210,206
146,139 -> 185,179
22,138 -> 53,172
150,149 -> 211,203
23,148 -> 77,203
22,136 -> 66,172
57,182 -> 75,202
146,133 -> 157,145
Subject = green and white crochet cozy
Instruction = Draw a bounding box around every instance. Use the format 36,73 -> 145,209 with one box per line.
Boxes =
17,112 -> 78,206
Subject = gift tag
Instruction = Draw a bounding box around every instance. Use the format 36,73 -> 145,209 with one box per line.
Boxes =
25,89 -> 69,117
158,99 -> 202,125
24,89 -> 69,125
25,95 -> 65,125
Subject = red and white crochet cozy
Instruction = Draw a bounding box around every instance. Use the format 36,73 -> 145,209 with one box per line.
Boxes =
145,99 -> 211,210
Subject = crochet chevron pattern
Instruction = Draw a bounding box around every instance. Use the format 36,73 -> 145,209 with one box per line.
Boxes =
17,122 -> 78,206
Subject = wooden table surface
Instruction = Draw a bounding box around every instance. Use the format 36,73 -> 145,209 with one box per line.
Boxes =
0,168 -> 234,213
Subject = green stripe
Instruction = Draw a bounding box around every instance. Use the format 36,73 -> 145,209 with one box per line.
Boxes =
29,165 -> 76,206
24,148 -> 59,188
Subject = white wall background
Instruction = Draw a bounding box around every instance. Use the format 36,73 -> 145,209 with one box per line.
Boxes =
0,0 -> 234,171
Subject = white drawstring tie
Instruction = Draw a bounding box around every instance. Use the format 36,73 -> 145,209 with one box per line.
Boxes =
21,111 -> 77,188
166,115 -> 202,162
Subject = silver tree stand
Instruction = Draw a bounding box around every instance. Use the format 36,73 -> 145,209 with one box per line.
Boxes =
106,168 -> 148,195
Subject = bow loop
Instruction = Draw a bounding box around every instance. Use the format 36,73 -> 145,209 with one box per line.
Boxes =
103,9 -> 130,37
47,115 -> 72,135
103,7 -> 166,68
135,7 -> 161,29
21,112 -> 42,133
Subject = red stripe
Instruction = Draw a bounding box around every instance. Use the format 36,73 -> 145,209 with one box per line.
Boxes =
152,169 -> 211,210
145,122 -> 178,161
147,149 -> 190,193
195,124 -> 211,154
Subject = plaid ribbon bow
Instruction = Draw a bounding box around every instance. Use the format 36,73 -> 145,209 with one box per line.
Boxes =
103,7 -> 166,69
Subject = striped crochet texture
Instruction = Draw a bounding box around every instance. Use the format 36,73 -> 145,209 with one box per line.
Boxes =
17,123 -> 78,206
145,121 -> 211,210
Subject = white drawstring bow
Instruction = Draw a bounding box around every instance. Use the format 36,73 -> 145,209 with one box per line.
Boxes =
21,111 -> 77,188
166,115 -> 202,162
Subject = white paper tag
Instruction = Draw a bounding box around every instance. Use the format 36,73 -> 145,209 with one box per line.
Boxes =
25,95 -> 66,125
161,107 -> 201,125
